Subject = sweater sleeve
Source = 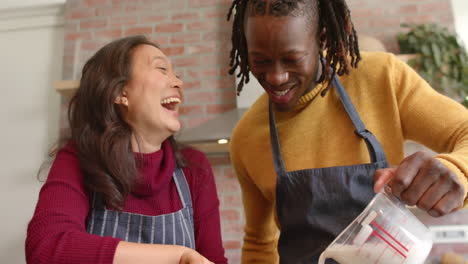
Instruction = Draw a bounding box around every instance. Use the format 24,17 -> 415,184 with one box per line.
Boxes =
230,130 -> 280,264
182,149 -> 227,264
25,145 -> 121,264
391,54 -> 468,206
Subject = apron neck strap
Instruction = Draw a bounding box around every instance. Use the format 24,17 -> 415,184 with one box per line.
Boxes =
331,75 -> 387,163
269,100 -> 287,175
173,167 -> 193,209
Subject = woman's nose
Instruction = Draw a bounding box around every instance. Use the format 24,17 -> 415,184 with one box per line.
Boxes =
265,68 -> 289,87
171,73 -> 183,89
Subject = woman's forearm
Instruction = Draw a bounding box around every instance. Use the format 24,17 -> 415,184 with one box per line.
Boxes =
113,241 -> 187,264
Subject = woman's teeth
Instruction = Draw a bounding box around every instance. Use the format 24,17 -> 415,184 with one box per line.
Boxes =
273,88 -> 291,96
161,97 -> 181,111
160,97 -> 181,105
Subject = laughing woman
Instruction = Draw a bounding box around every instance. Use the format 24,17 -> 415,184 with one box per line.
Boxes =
25,35 -> 227,264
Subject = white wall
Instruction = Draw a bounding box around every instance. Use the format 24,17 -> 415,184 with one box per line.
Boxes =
452,0 -> 468,48
235,70 -> 265,109
0,2 -> 64,263
0,0 -> 65,9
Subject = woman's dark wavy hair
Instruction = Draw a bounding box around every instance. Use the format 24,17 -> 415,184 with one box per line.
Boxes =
61,35 -> 185,210
228,0 -> 361,96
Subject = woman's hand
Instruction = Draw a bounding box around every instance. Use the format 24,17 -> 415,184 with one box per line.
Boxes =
114,241 -> 214,264
179,248 -> 214,264
373,151 -> 465,217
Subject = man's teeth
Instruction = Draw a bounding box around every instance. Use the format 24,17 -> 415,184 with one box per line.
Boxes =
160,97 -> 181,105
273,89 -> 290,96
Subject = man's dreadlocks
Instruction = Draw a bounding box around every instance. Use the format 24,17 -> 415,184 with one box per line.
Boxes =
227,0 -> 361,96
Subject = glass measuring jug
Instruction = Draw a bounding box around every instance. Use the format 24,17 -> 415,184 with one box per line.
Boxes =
318,186 -> 433,264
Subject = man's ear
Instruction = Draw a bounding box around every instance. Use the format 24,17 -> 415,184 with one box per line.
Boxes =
319,28 -> 327,49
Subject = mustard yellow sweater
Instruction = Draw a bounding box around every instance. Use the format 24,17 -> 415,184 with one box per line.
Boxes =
229,52 -> 468,263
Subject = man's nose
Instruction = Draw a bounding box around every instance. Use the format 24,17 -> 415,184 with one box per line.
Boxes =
265,67 -> 289,87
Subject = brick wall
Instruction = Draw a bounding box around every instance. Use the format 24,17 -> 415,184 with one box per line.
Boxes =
61,0 -> 464,263
209,154 -> 243,263
347,0 -> 455,52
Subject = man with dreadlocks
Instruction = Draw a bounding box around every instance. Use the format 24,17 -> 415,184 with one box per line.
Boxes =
227,0 -> 468,263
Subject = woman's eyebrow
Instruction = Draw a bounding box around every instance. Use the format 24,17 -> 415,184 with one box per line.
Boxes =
150,55 -> 168,64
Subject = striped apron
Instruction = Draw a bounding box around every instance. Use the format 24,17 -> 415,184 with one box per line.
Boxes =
86,167 -> 196,248
270,75 -> 390,263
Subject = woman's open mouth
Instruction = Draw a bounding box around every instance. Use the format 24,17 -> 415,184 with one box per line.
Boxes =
160,97 -> 181,116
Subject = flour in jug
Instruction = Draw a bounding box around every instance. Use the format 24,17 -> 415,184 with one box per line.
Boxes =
318,241 -> 432,264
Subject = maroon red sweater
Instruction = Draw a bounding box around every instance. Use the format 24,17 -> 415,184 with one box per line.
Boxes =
26,140 -> 227,264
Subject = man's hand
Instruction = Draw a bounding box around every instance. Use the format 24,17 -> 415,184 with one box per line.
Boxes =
373,151 -> 465,217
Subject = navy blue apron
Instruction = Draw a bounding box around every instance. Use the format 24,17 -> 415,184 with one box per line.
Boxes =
270,75 -> 390,263
86,167 -> 196,248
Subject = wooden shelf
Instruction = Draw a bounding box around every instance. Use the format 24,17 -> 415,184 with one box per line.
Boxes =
395,54 -> 419,63
54,80 -> 79,98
